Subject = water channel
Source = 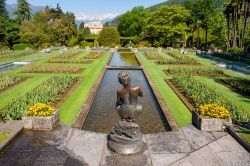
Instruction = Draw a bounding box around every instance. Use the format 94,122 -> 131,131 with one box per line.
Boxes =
82,49 -> 171,134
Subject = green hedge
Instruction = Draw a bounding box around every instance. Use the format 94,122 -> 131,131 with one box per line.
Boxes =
13,43 -> 35,50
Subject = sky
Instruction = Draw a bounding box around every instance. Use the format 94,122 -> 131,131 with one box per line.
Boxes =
6,0 -> 167,21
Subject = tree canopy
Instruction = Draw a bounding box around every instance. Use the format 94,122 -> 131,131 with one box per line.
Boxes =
98,27 -> 120,47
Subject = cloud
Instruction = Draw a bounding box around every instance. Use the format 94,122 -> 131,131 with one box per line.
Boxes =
75,12 -> 120,22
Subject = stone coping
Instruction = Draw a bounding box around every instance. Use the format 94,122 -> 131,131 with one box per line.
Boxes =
0,120 -> 23,152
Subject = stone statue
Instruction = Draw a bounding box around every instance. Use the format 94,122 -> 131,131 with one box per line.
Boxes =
108,71 -> 144,155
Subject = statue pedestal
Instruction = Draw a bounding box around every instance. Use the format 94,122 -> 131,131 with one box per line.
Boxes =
107,121 -> 144,155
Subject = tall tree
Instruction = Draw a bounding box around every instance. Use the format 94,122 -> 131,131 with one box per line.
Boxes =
144,5 -> 190,47
117,6 -> 148,37
79,21 -> 85,30
0,0 -> 8,19
98,27 -> 120,47
15,0 -> 31,24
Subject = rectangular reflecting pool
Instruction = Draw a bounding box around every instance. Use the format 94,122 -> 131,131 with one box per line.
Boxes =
82,70 -> 171,134
109,51 -> 139,66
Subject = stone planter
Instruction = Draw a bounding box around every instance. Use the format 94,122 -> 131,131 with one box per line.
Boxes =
22,110 -> 60,130
192,111 -> 232,131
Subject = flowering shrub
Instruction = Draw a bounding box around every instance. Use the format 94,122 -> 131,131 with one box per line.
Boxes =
196,104 -> 230,119
26,103 -> 55,117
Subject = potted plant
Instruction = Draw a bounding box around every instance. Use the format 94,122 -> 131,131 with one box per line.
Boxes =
22,103 -> 59,130
192,104 -> 232,131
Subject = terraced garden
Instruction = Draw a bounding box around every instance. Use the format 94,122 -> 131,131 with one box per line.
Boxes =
0,49 -> 110,125
137,49 -> 250,127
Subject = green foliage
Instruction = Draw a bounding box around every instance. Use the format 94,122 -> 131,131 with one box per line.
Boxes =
13,43 -> 34,50
98,27 -> 120,47
0,0 -> 8,19
144,5 -> 190,47
15,0 -> 31,24
0,50 -> 36,58
19,6 -> 77,48
68,37 -> 79,47
3,76 -> 78,120
80,41 -> 94,48
228,47 -> 243,54
0,17 -> 20,48
117,6 -> 148,37
77,27 -> 91,42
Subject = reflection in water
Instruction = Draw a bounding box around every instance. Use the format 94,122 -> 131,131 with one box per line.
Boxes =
82,70 -> 170,134
109,51 -> 139,66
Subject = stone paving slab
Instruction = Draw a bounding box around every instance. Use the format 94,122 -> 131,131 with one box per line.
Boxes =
150,153 -> 188,166
145,130 -> 192,154
64,129 -> 106,166
0,131 -> 85,166
181,125 -> 215,150
170,135 -> 250,166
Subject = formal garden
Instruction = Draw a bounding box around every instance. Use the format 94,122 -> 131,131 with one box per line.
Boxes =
0,0 -> 250,165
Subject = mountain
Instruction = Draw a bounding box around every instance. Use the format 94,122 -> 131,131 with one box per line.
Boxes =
6,3 -> 44,18
147,0 -> 230,11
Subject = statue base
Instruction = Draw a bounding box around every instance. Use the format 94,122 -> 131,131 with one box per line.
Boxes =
108,138 -> 144,155
107,120 -> 144,155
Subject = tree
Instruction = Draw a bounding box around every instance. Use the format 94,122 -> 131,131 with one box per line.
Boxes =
0,0 -> 8,19
223,0 -> 250,49
98,27 -> 120,47
79,21 -> 85,30
0,17 -> 19,48
117,6 -> 148,37
144,5 -> 190,47
15,0 -> 31,24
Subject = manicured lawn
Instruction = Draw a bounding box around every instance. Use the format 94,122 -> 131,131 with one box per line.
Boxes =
137,52 -> 191,128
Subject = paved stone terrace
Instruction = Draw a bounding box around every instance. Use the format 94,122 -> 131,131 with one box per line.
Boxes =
0,123 -> 249,166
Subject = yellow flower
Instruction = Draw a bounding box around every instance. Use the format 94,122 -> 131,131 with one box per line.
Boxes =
26,103 -> 56,117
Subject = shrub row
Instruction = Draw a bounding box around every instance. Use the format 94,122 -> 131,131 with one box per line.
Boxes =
0,50 -> 36,58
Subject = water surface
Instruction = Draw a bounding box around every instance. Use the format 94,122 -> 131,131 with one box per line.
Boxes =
109,51 -> 139,66
82,70 -> 170,134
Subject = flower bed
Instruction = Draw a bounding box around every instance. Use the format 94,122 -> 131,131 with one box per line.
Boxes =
156,58 -> 200,65
22,103 -> 59,130
48,52 -> 94,63
2,75 -> 78,120
83,51 -> 104,59
24,64 -> 82,73
144,50 -> 165,60
0,50 -> 36,58
216,77 -> 250,97
171,76 -> 250,122
0,76 -> 22,92
164,66 -> 224,76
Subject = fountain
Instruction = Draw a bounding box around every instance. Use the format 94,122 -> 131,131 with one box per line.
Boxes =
107,71 -> 144,154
